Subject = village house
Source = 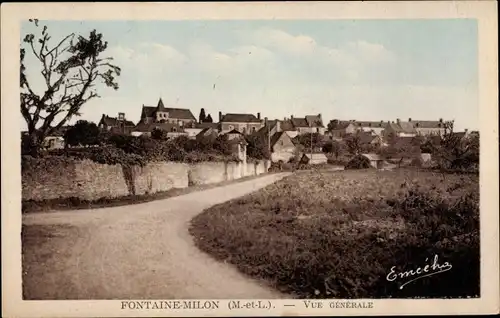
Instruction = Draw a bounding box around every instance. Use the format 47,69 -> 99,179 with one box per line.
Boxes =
300,153 -> 328,165
256,118 -> 297,138
358,131 -> 386,148
224,129 -> 248,161
255,114 -> 325,139
131,122 -> 187,138
98,112 -> 135,134
288,114 -> 325,135
409,118 -> 447,136
354,121 -> 387,136
361,153 -> 385,169
327,120 -> 358,138
383,119 -> 418,138
184,122 -> 219,139
219,112 -> 264,135
139,98 -> 197,127
196,127 -> 219,142
267,131 -> 297,163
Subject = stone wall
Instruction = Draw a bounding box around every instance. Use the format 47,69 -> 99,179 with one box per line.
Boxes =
74,159 -> 129,200
132,162 -> 190,195
22,158 -> 270,202
22,157 -> 79,201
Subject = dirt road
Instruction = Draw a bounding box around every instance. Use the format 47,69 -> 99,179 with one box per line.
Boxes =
22,173 -> 291,300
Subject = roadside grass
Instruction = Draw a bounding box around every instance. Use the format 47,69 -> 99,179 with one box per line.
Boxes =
22,223 -> 85,299
189,169 -> 479,299
22,173 -> 275,213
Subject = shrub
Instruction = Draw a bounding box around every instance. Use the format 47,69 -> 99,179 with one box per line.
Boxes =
410,157 -> 423,167
64,120 -> 100,147
345,155 -> 371,169
246,135 -> 271,160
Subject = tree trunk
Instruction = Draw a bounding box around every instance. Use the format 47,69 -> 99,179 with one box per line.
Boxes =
28,132 -> 42,157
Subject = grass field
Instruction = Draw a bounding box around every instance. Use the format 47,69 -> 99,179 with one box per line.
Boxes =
189,168 -> 479,299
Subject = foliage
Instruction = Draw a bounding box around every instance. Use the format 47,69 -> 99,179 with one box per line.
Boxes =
205,114 -> 213,123
379,136 -> 423,167
213,134 -> 233,156
293,133 -> 323,151
322,140 -> 345,159
426,125 -> 479,172
345,154 -> 372,169
327,119 -> 341,131
199,108 -> 206,123
151,128 -> 169,140
20,19 -> 120,156
64,120 -> 100,147
344,133 -> 363,155
190,169 -> 479,299
246,135 -> 271,160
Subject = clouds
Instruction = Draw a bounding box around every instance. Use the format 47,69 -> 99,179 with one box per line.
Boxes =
20,22 -> 477,131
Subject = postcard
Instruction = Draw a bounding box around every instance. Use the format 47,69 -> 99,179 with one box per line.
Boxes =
1,1 -> 499,317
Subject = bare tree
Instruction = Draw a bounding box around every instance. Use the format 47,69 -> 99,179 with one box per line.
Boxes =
20,19 -> 121,156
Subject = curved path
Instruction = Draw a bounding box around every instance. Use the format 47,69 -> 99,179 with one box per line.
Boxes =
22,173 -> 291,300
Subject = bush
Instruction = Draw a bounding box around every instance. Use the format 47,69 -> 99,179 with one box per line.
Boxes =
345,155 -> 371,170
410,157 -> 423,167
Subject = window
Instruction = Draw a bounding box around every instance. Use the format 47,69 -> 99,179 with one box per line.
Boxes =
179,120 -> 183,127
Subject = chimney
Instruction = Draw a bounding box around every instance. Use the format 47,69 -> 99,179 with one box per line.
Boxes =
264,117 -> 268,127
396,118 -> 400,124
439,118 -> 443,123
219,111 -> 222,122
257,112 -> 261,120
408,118 -> 412,122
318,113 -> 321,119
291,115 -> 294,120
118,112 -> 125,121
464,128 -> 468,133
283,117 -> 286,121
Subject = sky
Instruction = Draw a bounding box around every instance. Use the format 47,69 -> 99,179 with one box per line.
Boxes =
20,19 -> 478,131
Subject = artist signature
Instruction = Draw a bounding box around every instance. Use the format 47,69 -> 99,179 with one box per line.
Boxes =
386,255 -> 453,289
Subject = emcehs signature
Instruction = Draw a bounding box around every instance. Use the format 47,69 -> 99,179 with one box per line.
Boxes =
386,254 -> 453,289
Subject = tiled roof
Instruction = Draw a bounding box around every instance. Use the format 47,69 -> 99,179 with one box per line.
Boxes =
100,115 -> 134,127
392,136 -> 419,148
142,106 -> 157,118
386,122 -> 402,132
195,122 -> 219,129
270,131 -> 289,147
133,122 -> 184,133
302,153 -> 327,160
109,126 -> 135,135
330,121 -> 354,130
398,122 -> 417,134
358,132 -> 377,144
412,120 -> 444,129
141,105 -> 196,121
220,113 -> 262,123
197,127 -> 217,136
290,117 -> 309,128
305,115 -> 324,128
355,121 -> 386,128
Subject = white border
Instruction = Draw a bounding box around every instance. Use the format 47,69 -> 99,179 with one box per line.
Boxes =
2,1 -> 499,317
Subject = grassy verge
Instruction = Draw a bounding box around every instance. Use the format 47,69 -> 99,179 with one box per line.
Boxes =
22,173 -> 275,213
189,169 -> 479,299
